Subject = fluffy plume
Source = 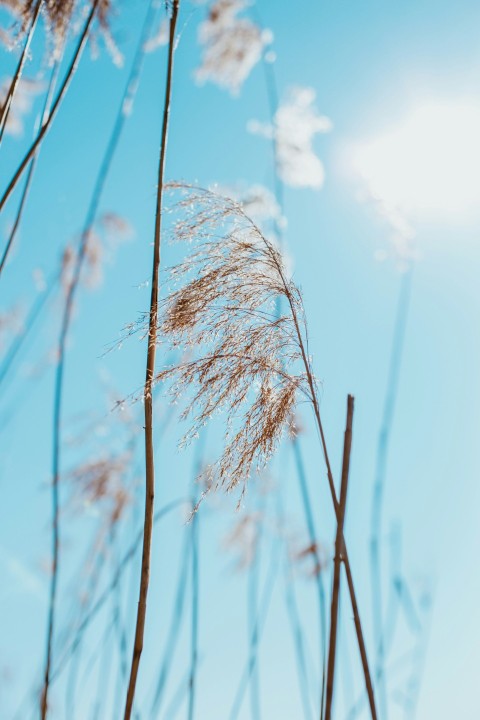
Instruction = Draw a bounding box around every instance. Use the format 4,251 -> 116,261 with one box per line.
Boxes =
196,0 -> 272,95
0,302 -> 23,349
291,539 -> 327,578
249,86 -> 332,188
60,213 -> 131,293
65,452 -> 131,528
60,230 -> 103,292
0,0 -> 114,53
151,184 -> 314,498
223,511 -> 263,569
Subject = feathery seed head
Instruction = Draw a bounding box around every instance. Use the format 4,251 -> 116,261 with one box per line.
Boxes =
153,184 -> 314,499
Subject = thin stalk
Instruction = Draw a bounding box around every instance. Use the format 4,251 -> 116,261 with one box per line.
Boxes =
0,0 -> 42,146
370,265 -> 413,719
325,395 -> 354,720
0,0 -> 99,214
123,2 -> 180,717
0,54 -> 62,278
41,3 -> 153,715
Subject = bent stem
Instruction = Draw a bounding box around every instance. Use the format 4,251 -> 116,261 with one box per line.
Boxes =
123,2 -> 180,718
325,395 -> 354,720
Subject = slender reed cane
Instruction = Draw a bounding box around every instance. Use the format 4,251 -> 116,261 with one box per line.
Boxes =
0,0 -> 99,214
123,2 -> 180,717
325,395 -> 354,720
0,0 -> 42,147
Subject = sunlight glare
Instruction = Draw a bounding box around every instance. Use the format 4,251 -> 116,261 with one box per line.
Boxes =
353,102 -> 480,217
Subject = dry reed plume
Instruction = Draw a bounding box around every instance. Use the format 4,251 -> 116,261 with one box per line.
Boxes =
154,184 -> 311,498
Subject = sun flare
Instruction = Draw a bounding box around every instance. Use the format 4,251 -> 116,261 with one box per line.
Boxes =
353,102 -> 480,217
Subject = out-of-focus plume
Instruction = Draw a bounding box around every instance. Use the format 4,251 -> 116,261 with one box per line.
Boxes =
195,0 -> 272,95
249,86 -> 332,189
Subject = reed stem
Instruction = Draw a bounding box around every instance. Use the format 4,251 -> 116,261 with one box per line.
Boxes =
325,395 -> 354,720
123,2 -> 180,717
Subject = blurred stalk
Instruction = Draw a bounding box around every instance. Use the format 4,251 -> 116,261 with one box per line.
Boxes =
42,3 -> 158,715
1,0 -> 100,214
0,54 -> 62,278
259,39 -> 328,718
370,264 -> 413,718
188,435 -> 206,720
229,535 -> 281,720
150,532 -> 191,713
51,498 -> 188,684
276,482 -> 314,720
0,0 -> 42,147
248,493 -> 265,720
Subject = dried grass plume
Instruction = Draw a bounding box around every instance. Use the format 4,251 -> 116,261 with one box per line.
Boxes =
150,184 -> 317,500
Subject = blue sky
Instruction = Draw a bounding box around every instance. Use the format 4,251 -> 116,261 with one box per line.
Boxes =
1,0 -> 480,718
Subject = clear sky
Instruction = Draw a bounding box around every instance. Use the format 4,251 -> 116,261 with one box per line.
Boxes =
1,1 -> 480,718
